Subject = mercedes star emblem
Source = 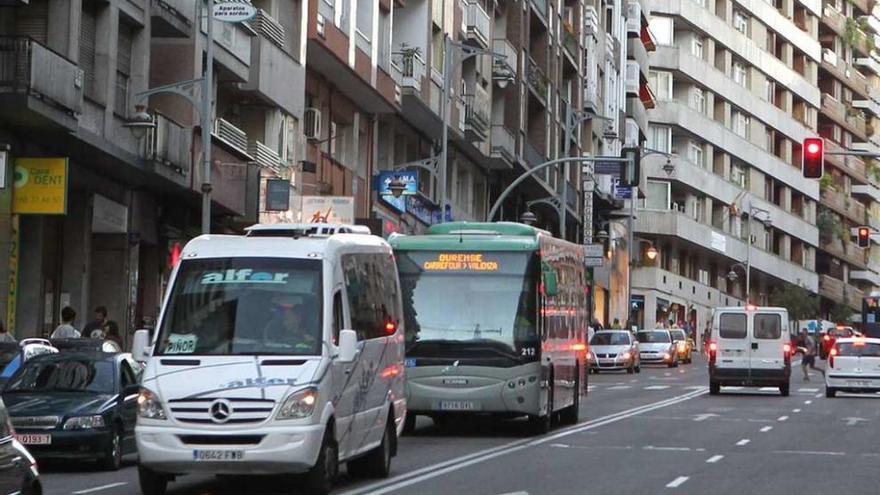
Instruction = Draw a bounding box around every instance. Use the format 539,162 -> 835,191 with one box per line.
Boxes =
209,399 -> 232,423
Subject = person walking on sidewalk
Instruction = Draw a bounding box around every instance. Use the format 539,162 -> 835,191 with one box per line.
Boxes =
50,307 -> 81,339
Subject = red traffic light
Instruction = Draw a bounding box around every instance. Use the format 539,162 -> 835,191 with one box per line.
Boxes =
858,226 -> 871,248
802,138 -> 824,179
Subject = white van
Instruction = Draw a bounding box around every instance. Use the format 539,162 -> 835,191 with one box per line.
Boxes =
131,224 -> 406,495
708,306 -> 791,396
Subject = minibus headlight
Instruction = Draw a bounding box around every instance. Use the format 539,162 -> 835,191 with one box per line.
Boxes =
277,388 -> 318,420
137,389 -> 167,420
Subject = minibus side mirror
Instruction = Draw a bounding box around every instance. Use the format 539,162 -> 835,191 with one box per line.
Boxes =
338,329 -> 358,363
132,330 -> 152,363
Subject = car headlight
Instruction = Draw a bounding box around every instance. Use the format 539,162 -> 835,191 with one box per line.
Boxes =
677,342 -> 687,351
619,351 -> 632,360
276,387 -> 318,420
63,415 -> 106,430
137,389 -> 167,420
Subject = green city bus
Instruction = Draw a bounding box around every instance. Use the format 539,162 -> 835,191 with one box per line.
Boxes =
389,222 -> 589,434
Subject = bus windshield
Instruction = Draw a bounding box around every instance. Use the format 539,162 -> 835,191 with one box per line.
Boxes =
396,251 -> 537,361
155,257 -> 322,356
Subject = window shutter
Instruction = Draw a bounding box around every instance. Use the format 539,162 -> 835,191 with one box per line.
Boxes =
79,4 -> 98,97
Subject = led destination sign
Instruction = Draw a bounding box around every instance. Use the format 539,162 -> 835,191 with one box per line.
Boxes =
422,253 -> 499,272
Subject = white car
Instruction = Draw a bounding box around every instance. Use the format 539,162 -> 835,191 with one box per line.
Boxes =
825,337 -> 880,398
589,331 -> 640,374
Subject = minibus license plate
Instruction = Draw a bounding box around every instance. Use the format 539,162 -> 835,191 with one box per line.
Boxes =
15,434 -> 50,445
193,449 -> 244,461
439,401 -> 477,411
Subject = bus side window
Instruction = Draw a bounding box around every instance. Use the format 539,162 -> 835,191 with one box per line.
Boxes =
332,291 -> 344,345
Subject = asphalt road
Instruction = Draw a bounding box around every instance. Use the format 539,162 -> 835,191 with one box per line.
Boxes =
40,355 -> 879,495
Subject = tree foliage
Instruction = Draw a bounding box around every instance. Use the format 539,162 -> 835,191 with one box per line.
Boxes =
769,284 -> 818,322
828,304 -> 854,324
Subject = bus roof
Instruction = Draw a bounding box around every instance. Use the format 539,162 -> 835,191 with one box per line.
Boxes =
389,222 -> 547,251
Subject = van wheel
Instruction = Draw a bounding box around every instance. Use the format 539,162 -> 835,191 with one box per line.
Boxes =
826,387 -> 836,398
138,465 -> 168,495
558,368 -> 579,426
709,381 -> 721,395
779,383 -> 790,397
304,428 -> 338,495
402,413 -> 416,435
348,418 -> 394,479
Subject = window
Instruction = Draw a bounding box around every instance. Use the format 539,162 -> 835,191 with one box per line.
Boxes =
689,142 -> 703,167
332,291 -> 344,344
645,180 -> 671,209
692,87 -> 705,114
120,361 -> 137,389
649,17 -> 674,46
733,61 -> 747,87
691,36 -> 704,59
754,314 -> 781,339
342,253 -> 401,340
355,0 -> 372,42
431,28 -> 444,73
731,163 -> 748,187
733,110 -> 750,139
733,10 -> 749,34
79,3 -> 98,99
765,79 -> 776,104
719,313 -> 747,339
698,269 -> 710,285
648,125 -> 672,153
649,71 -> 673,100
115,23 -> 133,116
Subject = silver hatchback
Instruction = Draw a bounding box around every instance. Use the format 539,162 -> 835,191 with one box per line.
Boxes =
589,331 -> 641,374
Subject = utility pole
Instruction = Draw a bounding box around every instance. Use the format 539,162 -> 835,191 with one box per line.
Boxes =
201,0 -> 215,235
438,36 -> 451,221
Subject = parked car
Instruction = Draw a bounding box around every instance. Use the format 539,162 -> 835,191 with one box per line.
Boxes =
589,331 -> 640,374
635,330 -> 678,367
50,338 -> 121,354
825,337 -> 880,397
0,341 -> 59,389
669,329 -> 693,364
0,396 -> 41,495
3,352 -> 143,470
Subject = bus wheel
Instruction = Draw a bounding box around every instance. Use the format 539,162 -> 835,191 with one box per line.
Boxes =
558,368 -> 580,426
529,384 -> 553,435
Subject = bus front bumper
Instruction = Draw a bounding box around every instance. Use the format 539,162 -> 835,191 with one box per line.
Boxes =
405,368 -> 543,416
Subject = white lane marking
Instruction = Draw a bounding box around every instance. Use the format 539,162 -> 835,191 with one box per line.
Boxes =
735,439 -> 751,446
774,450 -> 845,456
705,455 -> 724,463
608,385 -> 631,390
644,446 -> 691,451
760,426 -> 773,433
496,492 -> 530,495
814,393 -> 823,398
587,385 -> 596,391
798,388 -> 819,393
777,416 -> 789,422
645,385 -> 671,390
340,389 -> 707,495
844,417 -> 868,426
630,379 -> 638,383
549,443 -> 569,448
664,372 -> 672,376
666,476 -> 690,488
759,387 -> 777,392
72,483 -> 128,494
804,400 -> 812,405
693,413 -> 718,422
685,385 -> 706,390
792,408 -> 801,413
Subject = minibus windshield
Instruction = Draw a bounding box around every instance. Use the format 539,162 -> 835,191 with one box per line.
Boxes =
155,257 -> 322,356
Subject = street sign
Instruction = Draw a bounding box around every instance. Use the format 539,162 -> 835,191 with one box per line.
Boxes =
213,0 -> 257,22
584,257 -> 604,267
613,178 -> 632,199
584,244 -> 604,257
592,160 -> 622,177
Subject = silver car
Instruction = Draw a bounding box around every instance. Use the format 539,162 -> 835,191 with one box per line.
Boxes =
635,329 -> 678,367
589,331 -> 641,374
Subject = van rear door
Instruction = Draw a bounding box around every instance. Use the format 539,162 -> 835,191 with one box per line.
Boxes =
750,311 -> 785,378
716,312 -> 750,376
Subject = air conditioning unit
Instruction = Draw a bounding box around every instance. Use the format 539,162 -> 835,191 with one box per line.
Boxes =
303,108 -> 322,140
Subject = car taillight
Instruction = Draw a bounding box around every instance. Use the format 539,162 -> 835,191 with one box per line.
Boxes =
708,342 -> 717,364
829,346 -> 838,368
824,335 -> 831,342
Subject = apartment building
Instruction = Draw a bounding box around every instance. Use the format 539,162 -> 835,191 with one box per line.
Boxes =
632,0 -> 823,331
817,0 -> 880,320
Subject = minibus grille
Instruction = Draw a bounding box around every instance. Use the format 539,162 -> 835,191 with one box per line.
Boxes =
168,398 -> 276,424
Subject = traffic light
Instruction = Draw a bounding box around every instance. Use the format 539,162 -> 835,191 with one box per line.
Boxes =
802,137 -> 824,179
858,226 -> 871,248
620,147 -> 641,187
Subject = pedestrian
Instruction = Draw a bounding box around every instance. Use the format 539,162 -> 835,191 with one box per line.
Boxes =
0,322 -> 15,343
797,328 -> 824,381
50,306 -> 81,339
104,321 -> 123,347
611,318 -> 622,329
83,306 -> 112,339
591,318 -> 603,332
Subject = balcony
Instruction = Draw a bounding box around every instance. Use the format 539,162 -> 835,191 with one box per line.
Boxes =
201,12 -> 254,82
243,13 -> 305,118
819,237 -> 868,269
625,61 -> 639,96
561,22 -> 578,62
146,112 -> 191,175
489,125 -> 516,169
492,38 -> 517,81
248,140 -> 283,175
248,9 -> 285,50
391,51 -> 426,93
819,275 -> 863,310
0,37 -> 83,130
821,5 -> 846,37
213,118 -> 250,157
821,188 -> 867,224
151,0 -> 194,38
853,183 -> 880,202
824,140 -> 868,184
821,48 -> 871,101
850,269 -> 880,286
464,0 -> 491,49
463,86 -> 490,141
523,139 -> 546,169
531,0 -> 548,19
526,56 -> 548,104
633,266 -> 743,311
626,2 -> 641,37
821,93 -> 867,138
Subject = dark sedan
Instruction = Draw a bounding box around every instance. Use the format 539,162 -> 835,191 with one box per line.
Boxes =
2,352 -> 142,470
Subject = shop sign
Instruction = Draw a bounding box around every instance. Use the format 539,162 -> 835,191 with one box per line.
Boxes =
301,196 -> 354,224
213,0 -> 257,22
265,179 -> 291,211
376,171 -> 418,196
406,194 -> 438,225
12,158 -> 68,215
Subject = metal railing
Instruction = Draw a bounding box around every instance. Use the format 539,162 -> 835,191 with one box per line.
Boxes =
492,38 -> 517,74
463,84 -> 490,135
248,9 -> 285,49
147,112 -> 191,174
490,125 -> 516,162
213,118 -> 249,155
0,36 -> 83,115
527,56 -> 548,101
391,50 -> 426,90
465,0 -> 491,47
248,140 -> 283,174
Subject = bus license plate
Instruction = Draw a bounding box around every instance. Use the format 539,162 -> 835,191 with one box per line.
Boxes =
439,401 -> 477,411
15,434 -> 50,445
193,449 -> 244,461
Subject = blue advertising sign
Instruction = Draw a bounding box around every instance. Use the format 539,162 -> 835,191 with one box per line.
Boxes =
612,178 -> 632,199
406,194 -> 438,225
379,195 -> 406,214
376,171 -> 418,196
430,204 -> 453,223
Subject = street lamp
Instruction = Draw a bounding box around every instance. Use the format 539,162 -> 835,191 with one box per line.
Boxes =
123,105 -> 155,140
646,246 -> 659,260
732,205 -> 772,302
520,211 -> 538,226
662,158 -> 675,176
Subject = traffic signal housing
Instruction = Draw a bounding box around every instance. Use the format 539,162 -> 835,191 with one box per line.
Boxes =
802,138 -> 824,179
620,147 -> 641,187
858,226 -> 871,248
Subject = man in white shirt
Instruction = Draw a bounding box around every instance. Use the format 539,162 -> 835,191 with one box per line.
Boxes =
50,306 -> 81,339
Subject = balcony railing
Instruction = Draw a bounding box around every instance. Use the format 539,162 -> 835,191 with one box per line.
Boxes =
391,51 -> 425,91
0,36 -> 83,116
464,0 -> 490,48
523,139 -> 546,168
531,0 -> 548,18
248,140 -> 283,174
526,57 -> 548,102
463,84 -> 490,138
822,188 -> 867,223
490,125 -> 516,163
819,274 -> 845,304
213,118 -> 249,155
492,38 -> 517,76
147,112 -> 191,174
248,9 -> 285,48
